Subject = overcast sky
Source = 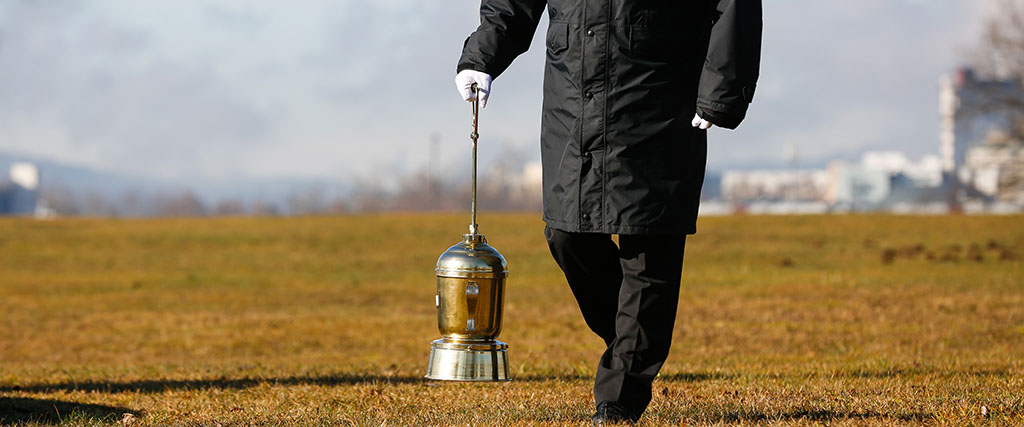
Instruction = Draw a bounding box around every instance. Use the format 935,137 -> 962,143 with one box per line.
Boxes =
0,0 -> 1000,187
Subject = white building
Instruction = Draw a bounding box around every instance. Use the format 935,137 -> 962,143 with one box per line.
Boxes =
826,152 -> 945,209
484,160 -> 543,210
964,141 -> 1024,204
721,170 -> 830,202
825,161 -> 891,207
861,151 -> 943,187
717,151 -> 945,213
0,162 -> 41,216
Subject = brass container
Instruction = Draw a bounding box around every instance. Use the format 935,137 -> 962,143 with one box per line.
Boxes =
425,232 -> 510,381
426,83 -> 510,381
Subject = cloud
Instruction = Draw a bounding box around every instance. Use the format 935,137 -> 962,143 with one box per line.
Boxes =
710,0 -> 991,169
0,1 -> 272,180
0,0 -> 1003,187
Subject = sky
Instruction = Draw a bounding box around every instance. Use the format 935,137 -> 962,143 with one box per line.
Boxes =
0,0 -> 1001,190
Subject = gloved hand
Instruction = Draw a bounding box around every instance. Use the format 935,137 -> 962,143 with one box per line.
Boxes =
691,113 -> 713,130
456,70 -> 492,108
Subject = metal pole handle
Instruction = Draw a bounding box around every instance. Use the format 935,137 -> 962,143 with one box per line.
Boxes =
469,83 -> 480,237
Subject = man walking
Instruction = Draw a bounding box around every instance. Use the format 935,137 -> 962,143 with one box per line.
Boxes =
455,1 -> 761,423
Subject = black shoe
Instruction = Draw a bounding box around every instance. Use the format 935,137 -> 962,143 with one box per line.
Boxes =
591,401 -> 639,425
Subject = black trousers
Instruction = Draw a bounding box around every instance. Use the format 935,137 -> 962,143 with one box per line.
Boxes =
545,226 -> 687,415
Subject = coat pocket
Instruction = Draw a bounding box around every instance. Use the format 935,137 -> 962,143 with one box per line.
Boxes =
628,26 -> 659,58
547,21 -> 569,55
629,25 -> 679,62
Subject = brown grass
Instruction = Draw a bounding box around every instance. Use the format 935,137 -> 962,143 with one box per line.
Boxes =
0,214 -> 1022,425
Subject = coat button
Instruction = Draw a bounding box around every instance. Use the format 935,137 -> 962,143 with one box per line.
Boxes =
585,92 -> 594,99
587,29 -> 595,37
582,151 -> 592,160
582,213 -> 591,221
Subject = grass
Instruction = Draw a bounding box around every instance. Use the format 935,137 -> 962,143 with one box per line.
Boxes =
0,214 -> 1022,425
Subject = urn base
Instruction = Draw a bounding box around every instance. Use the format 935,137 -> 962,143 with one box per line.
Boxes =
425,338 -> 510,381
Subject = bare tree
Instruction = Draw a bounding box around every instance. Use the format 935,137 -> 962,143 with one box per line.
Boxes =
250,200 -> 280,216
349,177 -> 392,212
38,184 -> 80,216
80,190 -> 117,216
393,170 -> 442,211
972,0 -> 1024,139
156,191 -> 206,217
975,0 -> 1024,86
287,184 -> 328,215
214,199 -> 248,216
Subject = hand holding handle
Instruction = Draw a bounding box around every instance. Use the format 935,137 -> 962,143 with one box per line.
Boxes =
456,70 -> 492,108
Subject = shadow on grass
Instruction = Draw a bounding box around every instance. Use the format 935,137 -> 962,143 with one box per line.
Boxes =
1,371 -> 644,395
0,370 -> 744,395
0,374 -> 425,394
0,396 -> 140,425
12,363 -> 1006,395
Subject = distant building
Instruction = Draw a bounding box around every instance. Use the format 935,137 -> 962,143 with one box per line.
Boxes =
939,68 -> 1024,207
964,138 -> 1024,204
483,160 -> 543,211
0,162 -> 41,216
699,67 -> 1023,215
717,151 -> 947,214
861,151 -> 943,188
721,170 -> 829,202
825,162 -> 891,208
826,151 -> 946,211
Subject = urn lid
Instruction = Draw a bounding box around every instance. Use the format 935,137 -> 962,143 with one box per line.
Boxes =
435,233 -> 509,278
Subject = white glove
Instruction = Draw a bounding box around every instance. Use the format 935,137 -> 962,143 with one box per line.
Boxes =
691,113 -> 713,130
455,70 -> 492,108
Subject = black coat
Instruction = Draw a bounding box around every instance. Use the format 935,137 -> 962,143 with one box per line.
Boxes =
458,0 -> 762,235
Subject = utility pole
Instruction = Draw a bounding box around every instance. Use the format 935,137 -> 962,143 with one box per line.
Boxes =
429,133 -> 441,210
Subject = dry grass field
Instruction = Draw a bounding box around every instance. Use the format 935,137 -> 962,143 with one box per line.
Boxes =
0,214 -> 1022,426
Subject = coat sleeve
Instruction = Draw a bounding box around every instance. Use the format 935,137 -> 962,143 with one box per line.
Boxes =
457,0 -> 548,78
696,0 -> 762,130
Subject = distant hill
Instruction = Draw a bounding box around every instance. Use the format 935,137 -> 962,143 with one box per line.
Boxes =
0,152 -> 164,196
0,151 -> 349,216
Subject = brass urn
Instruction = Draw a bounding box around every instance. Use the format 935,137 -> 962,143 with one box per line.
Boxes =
425,233 -> 510,381
425,84 -> 511,381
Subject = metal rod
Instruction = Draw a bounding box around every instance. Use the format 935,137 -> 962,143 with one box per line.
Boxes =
469,84 -> 480,236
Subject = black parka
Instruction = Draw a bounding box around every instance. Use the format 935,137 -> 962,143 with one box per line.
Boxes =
458,0 -> 762,235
